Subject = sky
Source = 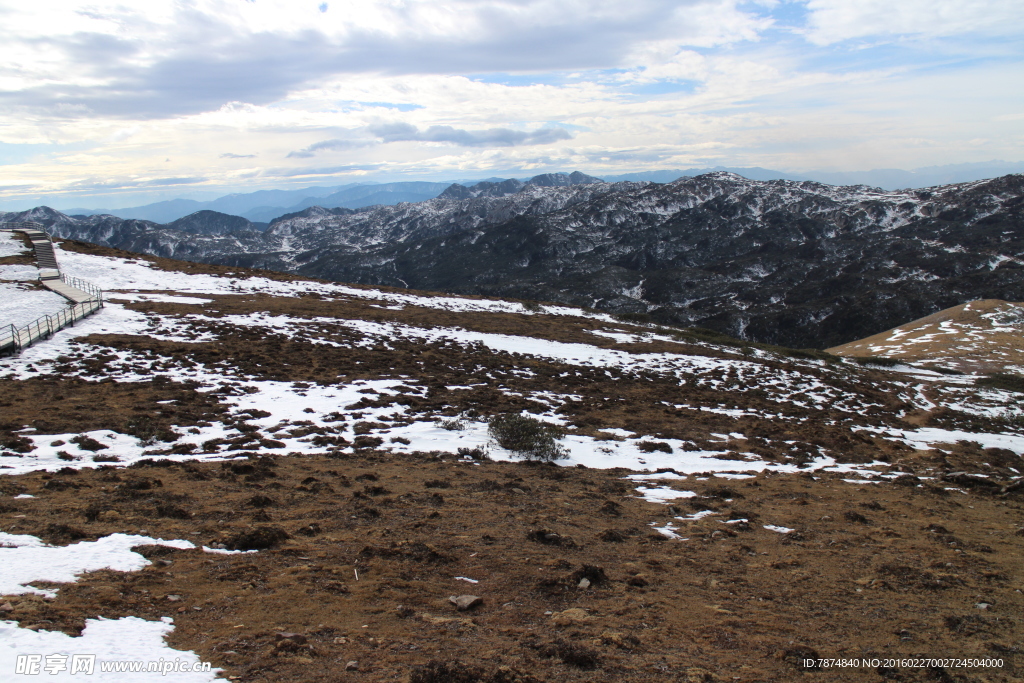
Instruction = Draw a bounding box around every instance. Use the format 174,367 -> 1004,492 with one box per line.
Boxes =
0,0 -> 1022,209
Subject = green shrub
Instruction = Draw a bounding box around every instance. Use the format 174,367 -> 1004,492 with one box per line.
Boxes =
488,414 -> 567,461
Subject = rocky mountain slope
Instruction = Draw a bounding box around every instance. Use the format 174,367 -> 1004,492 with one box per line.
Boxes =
5,172 -> 1023,349
1,239 -> 1023,681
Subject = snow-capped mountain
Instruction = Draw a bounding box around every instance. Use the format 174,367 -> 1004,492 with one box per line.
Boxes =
5,171 -> 1022,348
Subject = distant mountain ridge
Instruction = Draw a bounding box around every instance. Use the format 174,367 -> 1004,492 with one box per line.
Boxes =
60,182 -> 447,225
7,171 -> 1024,349
50,161 -> 1024,225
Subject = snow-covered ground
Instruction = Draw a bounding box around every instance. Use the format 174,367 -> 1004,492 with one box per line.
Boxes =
0,532 -> 219,681
0,282 -> 70,329
0,532 -> 194,597
856,425 -> 1024,458
0,264 -> 42,281
0,231 -> 30,257
54,244 -> 616,321
1,617 -> 217,682
1,244 -> 1019,477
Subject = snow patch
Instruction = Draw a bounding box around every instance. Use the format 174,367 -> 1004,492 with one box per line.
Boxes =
0,617 -> 219,682
0,533 -> 194,598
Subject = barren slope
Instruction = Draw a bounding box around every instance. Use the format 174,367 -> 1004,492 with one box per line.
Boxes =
1,239 -> 1022,682
828,300 -> 1024,375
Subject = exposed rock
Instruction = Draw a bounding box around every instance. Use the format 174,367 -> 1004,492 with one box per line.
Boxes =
449,595 -> 483,611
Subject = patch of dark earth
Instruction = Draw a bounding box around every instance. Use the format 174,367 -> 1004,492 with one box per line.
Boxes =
1,455 -> 1021,682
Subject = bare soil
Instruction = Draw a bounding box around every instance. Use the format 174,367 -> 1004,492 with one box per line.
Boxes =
1,453 -> 1022,682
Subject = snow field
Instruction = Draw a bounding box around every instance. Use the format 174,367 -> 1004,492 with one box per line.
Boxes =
0,264 -> 42,281
0,283 -> 71,329
0,231 -> 30,257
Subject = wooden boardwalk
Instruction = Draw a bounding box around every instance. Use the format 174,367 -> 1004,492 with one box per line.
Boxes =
0,222 -> 104,355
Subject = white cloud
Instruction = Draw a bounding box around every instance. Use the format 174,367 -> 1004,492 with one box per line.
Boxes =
804,0 -> 1024,45
0,0 -> 765,119
0,0 -> 1020,206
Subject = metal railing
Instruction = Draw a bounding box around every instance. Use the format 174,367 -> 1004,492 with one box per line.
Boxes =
0,221 -> 45,231
0,295 -> 103,356
0,225 -> 105,356
61,273 -> 104,301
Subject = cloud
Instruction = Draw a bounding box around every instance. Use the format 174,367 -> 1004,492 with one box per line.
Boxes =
276,164 -> 381,177
0,1 -> 766,119
803,0 -> 1024,45
368,123 -> 573,147
287,124 -> 573,157
60,176 -> 209,192
1,0 -> 1021,207
287,139 -> 374,158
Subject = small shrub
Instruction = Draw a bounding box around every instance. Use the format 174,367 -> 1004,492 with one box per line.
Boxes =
637,440 -> 673,454
850,356 -> 900,367
71,434 -> 108,452
0,433 -> 34,453
782,348 -> 841,362
998,411 -> 1024,430
42,524 -> 88,544
124,416 -> 156,445
155,505 -> 191,520
436,417 -> 466,431
526,528 -> 576,547
488,414 -> 567,461
224,525 -> 289,550
976,373 -> 1024,394
458,446 -> 488,460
